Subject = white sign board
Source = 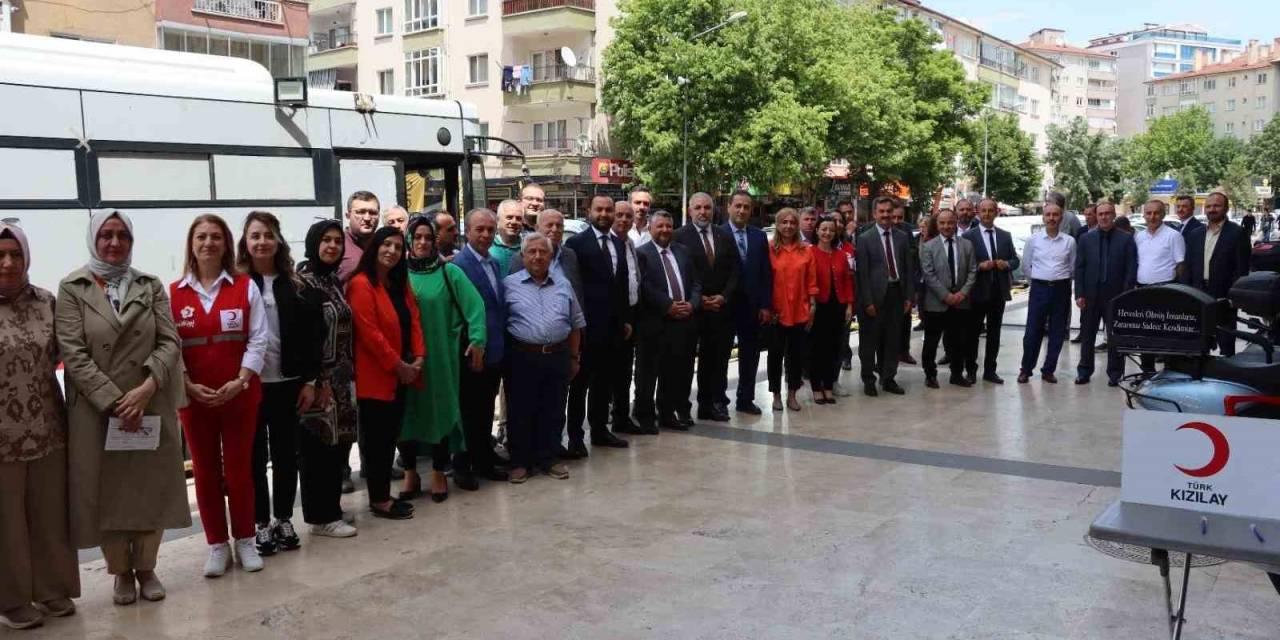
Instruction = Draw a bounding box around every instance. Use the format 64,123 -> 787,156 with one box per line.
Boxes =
1121,410 -> 1280,520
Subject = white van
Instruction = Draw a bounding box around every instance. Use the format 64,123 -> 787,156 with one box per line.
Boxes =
0,32 -> 493,291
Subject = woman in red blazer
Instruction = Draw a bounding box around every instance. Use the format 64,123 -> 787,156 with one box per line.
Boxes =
346,226 -> 424,520
809,217 -> 855,405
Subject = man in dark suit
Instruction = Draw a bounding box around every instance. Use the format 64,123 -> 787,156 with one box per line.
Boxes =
450,208 -> 510,488
1073,202 -> 1138,386
562,195 -> 632,456
892,200 -> 919,365
855,196 -> 916,396
724,191 -> 772,415
1174,194 -> 1204,238
1182,192 -> 1251,356
610,200 -> 646,434
962,198 -> 1020,384
634,210 -> 702,430
673,192 -> 740,422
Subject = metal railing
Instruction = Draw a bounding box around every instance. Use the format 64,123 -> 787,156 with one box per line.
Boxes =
495,138 -> 583,155
310,28 -> 356,53
502,0 -> 595,16
193,0 -> 283,24
529,64 -> 595,83
979,56 -> 1022,77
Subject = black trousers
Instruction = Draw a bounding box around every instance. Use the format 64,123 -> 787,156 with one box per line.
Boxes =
357,395 -> 404,505
965,299 -> 1006,377
731,302 -> 764,405
923,308 -> 967,380
634,319 -> 695,422
694,309 -> 733,408
457,365 -> 501,474
611,324 -> 637,424
768,324 -> 808,393
297,423 -> 345,525
506,347 -> 571,470
1077,295 -> 1125,382
809,301 -> 845,392
253,380 -> 302,524
397,440 -> 450,473
858,283 -> 906,384
567,337 -> 617,444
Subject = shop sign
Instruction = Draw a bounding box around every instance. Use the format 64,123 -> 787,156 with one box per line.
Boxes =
590,158 -> 635,184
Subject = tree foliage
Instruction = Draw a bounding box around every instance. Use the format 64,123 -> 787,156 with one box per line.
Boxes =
1124,107 -> 1240,194
600,0 -> 985,200
962,112 -> 1040,206
1045,117 -> 1124,208
1248,113 -> 1280,184
1220,154 -> 1257,212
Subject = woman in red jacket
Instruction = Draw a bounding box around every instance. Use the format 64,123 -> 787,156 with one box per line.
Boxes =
347,226 -> 424,520
171,214 -> 268,577
809,216 -> 855,405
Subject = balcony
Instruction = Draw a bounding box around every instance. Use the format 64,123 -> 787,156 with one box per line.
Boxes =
978,57 -> 1023,79
504,65 -> 596,107
503,0 -> 595,36
193,0 -> 283,24
308,29 -> 357,70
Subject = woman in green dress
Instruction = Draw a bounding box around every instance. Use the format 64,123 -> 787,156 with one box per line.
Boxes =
399,216 -> 487,503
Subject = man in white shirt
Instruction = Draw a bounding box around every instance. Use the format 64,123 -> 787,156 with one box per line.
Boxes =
627,186 -> 653,246
1018,202 -> 1077,384
1136,199 -> 1186,286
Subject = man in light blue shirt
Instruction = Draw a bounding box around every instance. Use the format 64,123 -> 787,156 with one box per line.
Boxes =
502,233 -> 584,484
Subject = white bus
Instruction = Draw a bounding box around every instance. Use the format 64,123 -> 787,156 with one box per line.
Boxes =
0,33 -> 496,291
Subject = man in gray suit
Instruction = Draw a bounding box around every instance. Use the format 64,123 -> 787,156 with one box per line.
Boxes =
919,209 -> 977,388
855,196 -> 916,396
508,209 -> 584,308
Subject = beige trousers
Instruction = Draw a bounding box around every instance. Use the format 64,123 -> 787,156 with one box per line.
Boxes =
0,449 -> 81,610
101,530 -> 163,575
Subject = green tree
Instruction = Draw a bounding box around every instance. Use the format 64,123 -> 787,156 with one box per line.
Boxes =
1125,107 -> 1242,193
963,111 -> 1040,205
600,0 -> 984,200
1045,117 -> 1124,208
1220,154 -> 1257,212
1248,113 -> 1280,197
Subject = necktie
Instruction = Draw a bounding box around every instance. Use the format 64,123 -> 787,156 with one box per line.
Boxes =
702,227 -> 716,267
600,234 -> 613,275
736,229 -> 748,262
661,249 -> 684,302
986,229 -> 996,262
883,230 -> 898,280
946,238 -> 956,290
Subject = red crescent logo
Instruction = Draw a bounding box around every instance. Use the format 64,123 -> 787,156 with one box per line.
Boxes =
1174,422 -> 1230,478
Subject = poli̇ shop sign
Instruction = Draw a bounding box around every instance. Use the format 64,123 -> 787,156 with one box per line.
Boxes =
1121,410 -> 1280,520
1107,284 -> 1219,356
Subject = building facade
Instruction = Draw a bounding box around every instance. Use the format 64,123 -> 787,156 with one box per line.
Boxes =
2,0 -> 156,46
1146,39 -> 1279,141
1023,28 -> 1118,136
1088,24 -> 1244,137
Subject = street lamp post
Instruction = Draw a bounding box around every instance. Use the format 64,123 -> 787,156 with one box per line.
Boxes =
982,109 -> 990,199
679,10 -> 748,219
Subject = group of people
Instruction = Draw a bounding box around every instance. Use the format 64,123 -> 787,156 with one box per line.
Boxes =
0,176 -> 1253,630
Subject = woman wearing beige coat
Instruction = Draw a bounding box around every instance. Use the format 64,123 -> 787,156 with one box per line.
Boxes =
55,211 -> 191,606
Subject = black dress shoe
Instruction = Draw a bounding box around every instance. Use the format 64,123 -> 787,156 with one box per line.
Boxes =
1097,341 -> 1109,350
613,418 -> 647,435
881,381 -> 906,395
591,432 -> 629,448
482,467 -> 509,482
1016,373 -> 1030,384
696,407 -> 730,422
677,414 -> 695,428
841,359 -> 853,371
983,373 -> 1004,384
966,372 -> 977,385
925,377 -> 940,389
453,472 -> 479,492
1042,373 -> 1058,384
662,417 -> 690,431
735,402 -> 763,415
1074,376 -> 1091,385
899,354 -> 918,365
938,354 -> 952,365
562,442 -> 589,459
638,423 -> 660,435
1107,379 -> 1120,387
948,376 -> 972,388
864,384 -> 879,397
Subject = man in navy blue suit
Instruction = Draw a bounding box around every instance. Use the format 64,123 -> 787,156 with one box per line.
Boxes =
1073,202 -> 1137,386
962,198 -> 1020,384
1182,192 -> 1252,356
562,195 -> 632,457
724,191 -> 772,414
450,208 -> 511,488
1174,194 -> 1204,239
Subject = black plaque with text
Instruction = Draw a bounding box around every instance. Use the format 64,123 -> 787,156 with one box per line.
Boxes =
1107,284 -> 1221,356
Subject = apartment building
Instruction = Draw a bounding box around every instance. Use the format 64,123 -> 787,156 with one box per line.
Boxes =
1146,39 -> 1279,141
2,0 -> 156,46
1023,28 -> 1117,136
1088,23 -> 1244,137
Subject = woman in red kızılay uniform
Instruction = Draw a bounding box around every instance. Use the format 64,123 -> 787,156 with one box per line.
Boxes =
170,214 -> 269,578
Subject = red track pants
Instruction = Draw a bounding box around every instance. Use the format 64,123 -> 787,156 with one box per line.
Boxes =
180,387 -> 261,545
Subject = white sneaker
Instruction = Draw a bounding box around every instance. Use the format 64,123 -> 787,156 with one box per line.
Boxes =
233,537 -> 264,572
204,543 -> 231,578
310,520 -> 358,538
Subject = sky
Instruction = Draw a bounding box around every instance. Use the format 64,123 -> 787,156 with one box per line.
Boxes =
921,0 -> 1276,47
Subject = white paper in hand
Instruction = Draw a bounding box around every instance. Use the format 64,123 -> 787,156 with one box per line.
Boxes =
106,416 -> 161,451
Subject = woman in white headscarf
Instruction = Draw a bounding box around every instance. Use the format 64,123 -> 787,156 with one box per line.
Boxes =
55,211 -> 190,607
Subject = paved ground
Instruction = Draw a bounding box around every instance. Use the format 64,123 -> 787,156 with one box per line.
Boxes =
31,320 -> 1280,639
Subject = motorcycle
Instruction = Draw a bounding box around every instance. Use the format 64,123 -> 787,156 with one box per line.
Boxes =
1113,271 -> 1280,597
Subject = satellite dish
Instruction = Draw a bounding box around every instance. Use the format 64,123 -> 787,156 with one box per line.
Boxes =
560,47 -> 578,68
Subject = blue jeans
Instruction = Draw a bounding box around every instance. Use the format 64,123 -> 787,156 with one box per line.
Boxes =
1021,280 -> 1071,376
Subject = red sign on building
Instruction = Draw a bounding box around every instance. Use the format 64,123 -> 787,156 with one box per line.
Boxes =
590,158 -> 635,184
